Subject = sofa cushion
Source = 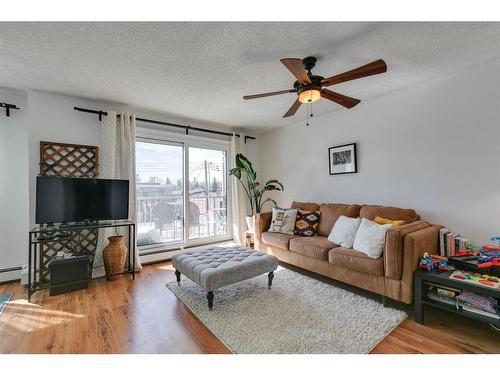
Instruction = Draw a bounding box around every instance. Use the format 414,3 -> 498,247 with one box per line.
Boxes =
261,232 -> 294,250
289,236 -> 338,261
329,247 -> 384,276
294,209 -> 321,237
317,204 -> 361,236
360,205 -> 419,223
291,201 -> 320,211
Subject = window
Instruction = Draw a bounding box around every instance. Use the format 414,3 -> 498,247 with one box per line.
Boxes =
135,133 -> 231,254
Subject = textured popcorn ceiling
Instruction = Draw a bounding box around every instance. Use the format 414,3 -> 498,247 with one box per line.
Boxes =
1,22 -> 500,130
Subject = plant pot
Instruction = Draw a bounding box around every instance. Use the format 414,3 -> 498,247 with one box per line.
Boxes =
103,235 -> 127,281
245,215 -> 255,233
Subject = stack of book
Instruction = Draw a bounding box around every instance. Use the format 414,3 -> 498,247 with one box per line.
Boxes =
425,283 -> 460,305
439,228 -> 470,257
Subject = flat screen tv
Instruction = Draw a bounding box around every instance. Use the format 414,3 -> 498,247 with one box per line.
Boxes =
36,176 -> 129,224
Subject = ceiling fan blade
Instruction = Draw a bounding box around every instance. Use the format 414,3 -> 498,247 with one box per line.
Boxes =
321,59 -> 387,87
321,89 -> 360,109
283,98 -> 301,118
280,58 -> 311,84
243,89 -> 297,100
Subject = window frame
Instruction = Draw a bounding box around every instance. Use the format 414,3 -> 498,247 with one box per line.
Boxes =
135,137 -> 185,253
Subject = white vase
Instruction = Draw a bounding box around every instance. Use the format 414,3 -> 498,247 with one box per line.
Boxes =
245,215 -> 255,233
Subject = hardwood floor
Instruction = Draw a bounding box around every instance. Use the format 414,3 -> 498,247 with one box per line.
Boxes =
0,261 -> 498,354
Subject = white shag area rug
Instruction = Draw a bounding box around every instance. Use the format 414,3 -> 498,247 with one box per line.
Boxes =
166,266 -> 407,354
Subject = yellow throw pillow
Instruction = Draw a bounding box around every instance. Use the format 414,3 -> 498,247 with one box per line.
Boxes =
374,216 -> 406,226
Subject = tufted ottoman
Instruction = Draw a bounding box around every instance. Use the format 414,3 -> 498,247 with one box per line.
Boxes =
171,246 -> 278,310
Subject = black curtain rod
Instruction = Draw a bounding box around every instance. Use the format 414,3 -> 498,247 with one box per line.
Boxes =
74,106 -> 256,142
0,102 -> 20,117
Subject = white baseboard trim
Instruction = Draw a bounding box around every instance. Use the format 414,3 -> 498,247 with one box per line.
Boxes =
0,266 -> 23,283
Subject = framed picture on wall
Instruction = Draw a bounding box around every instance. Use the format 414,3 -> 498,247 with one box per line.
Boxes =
328,143 -> 357,175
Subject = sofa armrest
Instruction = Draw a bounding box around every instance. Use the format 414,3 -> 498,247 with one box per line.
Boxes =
384,221 -> 431,280
254,211 -> 272,246
402,224 -> 443,279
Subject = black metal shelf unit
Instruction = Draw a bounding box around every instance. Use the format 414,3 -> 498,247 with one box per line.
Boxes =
414,269 -> 500,326
28,220 -> 136,301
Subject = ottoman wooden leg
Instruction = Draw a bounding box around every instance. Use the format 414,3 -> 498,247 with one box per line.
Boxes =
268,271 -> 274,289
175,270 -> 181,284
207,291 -> 214,310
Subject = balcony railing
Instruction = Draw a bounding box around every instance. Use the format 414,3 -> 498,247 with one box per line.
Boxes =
136,193 -> 227,247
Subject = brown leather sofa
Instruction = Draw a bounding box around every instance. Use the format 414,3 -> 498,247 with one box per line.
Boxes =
254,201 -> 443,304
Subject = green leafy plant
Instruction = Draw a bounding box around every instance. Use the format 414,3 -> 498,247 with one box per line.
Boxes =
229,153 -> 284,215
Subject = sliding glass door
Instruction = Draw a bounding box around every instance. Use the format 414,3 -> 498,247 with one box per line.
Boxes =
135,134 -> 231,253
136,140 -> 184,250
188,147 -> 227,240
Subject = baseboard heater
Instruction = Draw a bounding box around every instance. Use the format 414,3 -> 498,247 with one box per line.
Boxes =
140,240 -> 235,265
0,265 -> 23,284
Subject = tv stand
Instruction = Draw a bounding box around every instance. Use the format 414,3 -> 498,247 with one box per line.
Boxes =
28,220 -> 136,301
59,220 -> 98,229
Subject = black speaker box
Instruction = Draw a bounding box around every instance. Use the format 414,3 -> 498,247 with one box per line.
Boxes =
48,255 -> 89,296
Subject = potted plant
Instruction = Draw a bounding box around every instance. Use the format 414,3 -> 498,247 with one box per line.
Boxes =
229,153 -> 284,232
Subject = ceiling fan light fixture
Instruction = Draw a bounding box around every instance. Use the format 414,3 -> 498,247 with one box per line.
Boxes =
298,88 -> 321,104
243,57 -> 386,118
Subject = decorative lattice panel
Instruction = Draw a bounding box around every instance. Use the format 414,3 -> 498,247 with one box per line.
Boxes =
40,141 -> 99,177
39,141 -> 99,284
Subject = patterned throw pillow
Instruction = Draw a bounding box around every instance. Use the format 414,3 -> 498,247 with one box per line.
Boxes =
268,208 -> 298,235
294,209 -> 321,237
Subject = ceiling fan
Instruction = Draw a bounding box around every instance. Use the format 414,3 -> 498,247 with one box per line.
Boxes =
243,57 -> 387,118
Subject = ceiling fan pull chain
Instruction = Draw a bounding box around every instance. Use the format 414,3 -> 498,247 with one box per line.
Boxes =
306,103 -> 310,126
306,103 -> 314,127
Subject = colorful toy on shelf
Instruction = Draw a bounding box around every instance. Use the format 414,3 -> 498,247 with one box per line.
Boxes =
418,253 -> 433,271
482,236 -> 500,255
438,257 -> 448,271
488,236 -> 500,247
478,254 -> 495,263
418,252 -> 448,271
478,257 -> 500,269
478,241 -> 500,269
482,246 -> 500,258
483,244 -> 500,252
455,250 -> 480,257
449,270 -> 500,289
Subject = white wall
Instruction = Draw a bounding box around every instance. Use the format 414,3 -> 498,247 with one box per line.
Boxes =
259,59 -> 500,245
0,89 -> 29,276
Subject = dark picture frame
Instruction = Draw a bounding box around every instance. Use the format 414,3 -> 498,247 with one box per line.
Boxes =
328,143 -> 357,175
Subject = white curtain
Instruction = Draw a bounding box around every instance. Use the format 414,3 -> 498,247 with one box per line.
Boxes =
93,111 -> 142,278
230,134 -> 248,245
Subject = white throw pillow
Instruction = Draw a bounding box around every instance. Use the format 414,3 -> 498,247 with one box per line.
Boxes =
353,218 -> 393,259
268,207 -> 298,235
328,215 -> 361,248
